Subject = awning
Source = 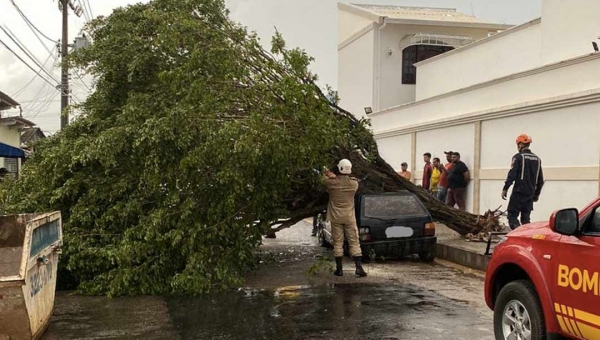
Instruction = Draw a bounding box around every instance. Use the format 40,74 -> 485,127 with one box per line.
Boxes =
0,142 -> 25,158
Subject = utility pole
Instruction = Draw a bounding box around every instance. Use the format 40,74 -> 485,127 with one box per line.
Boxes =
59,0 -> 84,129
60,0 -> 69,129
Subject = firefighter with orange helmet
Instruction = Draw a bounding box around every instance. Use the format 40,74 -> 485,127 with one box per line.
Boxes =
502,134 -> 545,230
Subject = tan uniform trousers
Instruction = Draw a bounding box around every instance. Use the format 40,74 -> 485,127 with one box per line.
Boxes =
332,221 -> 362,258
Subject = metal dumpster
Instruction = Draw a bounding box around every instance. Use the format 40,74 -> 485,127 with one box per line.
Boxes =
0,212 -> 62,340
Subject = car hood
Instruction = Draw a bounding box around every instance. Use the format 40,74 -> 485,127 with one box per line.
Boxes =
506,221 -> 552,237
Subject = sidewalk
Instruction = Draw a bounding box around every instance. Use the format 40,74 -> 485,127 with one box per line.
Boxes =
435,224 -> 491,272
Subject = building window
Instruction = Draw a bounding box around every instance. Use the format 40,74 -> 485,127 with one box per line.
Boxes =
402,45 -> 454,85
3,158 -> 18,178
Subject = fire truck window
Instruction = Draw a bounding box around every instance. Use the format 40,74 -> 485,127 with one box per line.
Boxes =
591,208 -> 600,233
585,207 -> 600,234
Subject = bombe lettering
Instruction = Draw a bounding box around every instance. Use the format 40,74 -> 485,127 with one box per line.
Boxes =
558,264 -> 599,295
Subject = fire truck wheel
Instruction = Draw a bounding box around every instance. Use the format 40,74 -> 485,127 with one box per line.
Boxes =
494,280 -> 546,340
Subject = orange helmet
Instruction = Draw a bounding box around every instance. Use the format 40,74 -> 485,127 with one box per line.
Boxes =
516,134 -> 532,145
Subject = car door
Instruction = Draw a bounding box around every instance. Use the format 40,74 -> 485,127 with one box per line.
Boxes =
551,202 -> 600,339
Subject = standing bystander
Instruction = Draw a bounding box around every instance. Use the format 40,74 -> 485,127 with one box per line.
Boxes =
446,152 -> 470,211
437,151 -> 453,202
430,157 -> 442,196
422,153 -> 433,192
397,162 -> 412,181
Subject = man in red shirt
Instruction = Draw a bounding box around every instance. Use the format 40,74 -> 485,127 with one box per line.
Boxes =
436,151 -> 454,202
422,153 -> 433,191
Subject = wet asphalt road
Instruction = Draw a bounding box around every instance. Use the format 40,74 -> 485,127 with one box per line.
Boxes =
42,222 -> 494,340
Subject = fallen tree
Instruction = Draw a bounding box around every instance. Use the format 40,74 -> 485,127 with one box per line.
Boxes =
0,0 -> 501,296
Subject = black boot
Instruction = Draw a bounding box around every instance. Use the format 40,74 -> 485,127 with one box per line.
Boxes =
354,257 -> 367,277
333,257 -> 343,276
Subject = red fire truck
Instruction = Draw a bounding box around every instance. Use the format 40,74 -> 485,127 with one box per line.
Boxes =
485,197 -> 600,340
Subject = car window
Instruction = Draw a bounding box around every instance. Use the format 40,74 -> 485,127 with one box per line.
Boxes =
363,195 -> 427,219
583,206 -> 600,235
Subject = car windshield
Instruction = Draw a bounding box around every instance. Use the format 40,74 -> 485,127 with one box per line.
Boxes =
363,195 -> 427,219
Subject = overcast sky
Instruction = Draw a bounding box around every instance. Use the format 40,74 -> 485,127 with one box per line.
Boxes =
0,0 -> 541,135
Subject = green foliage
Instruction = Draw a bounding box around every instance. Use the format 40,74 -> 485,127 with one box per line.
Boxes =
0,0 -> 372,296
306,256 -> 334,276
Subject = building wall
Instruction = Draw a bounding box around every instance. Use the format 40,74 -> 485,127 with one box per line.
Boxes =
541,0 -> 600,65
363,0 -> 600,225
479,103 -> 600,222
0,125 -> 22,171
338,28 -> 375,119
0,126 -> 21,146
377,134 -> 412,173
337,8 -> 374,44
416,21 -> 542,101
374,97 -> 600,222
370,54 -> 600,134
376,23 -> 498,110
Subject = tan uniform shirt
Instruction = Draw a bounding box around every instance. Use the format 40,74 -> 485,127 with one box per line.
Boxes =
323,175 -> 359,224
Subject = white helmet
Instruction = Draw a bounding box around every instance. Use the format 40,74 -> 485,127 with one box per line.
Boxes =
337,159 -> 352,175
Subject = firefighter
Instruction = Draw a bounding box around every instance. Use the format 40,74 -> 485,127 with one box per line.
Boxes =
502,134 -> 545,230
323,159 -> 367,277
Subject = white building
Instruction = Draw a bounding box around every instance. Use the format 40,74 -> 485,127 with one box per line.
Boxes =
0,90 -> 32,176
338,0 -> 600,222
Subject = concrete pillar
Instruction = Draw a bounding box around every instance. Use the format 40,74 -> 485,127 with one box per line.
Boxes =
411,132 -> 416,184
473,121 -> 482,215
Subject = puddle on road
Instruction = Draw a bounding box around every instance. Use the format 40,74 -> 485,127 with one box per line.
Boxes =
165,283 -> 475,340
44,283 -> 488,340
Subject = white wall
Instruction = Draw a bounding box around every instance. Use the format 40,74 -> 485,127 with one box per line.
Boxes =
376,23 -> 497,110
0,126 -> 20,147
479,103 -> 600,222
416,21 -> 542,100
377,134 -> 412,172
480,179 -> 598,224
0,125 -> 22,172
481,104 -> 600,170
338,29 -> 375,119
541,0 -> 600,65
375,98 -> 600,222
337,9 -> 374,44
376,103 -> 600,223
370,55 -> 600,134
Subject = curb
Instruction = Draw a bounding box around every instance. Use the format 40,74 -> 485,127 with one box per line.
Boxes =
436,241 -> 489,272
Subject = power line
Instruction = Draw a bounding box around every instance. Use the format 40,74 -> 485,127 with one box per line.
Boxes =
78,0 -> 91,22
0,38 -> 80,106
27,93 -> 60,119
85,0 -> 93,19
0,38 -> 61,92
9,0 -> 58,44
26,83 -> 55,114
0,27 -> 88,103
16,99 -> 62,104
0,27 -> 62,85
4,24 -> 56,64
73,69 -> 92,92
5,24 -> 93,96
11,46 -> 57,97
24,79 -> 56,113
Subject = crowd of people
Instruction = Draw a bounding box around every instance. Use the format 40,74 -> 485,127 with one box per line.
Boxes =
398,151 -> 470,211
396,134 -> 544,230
